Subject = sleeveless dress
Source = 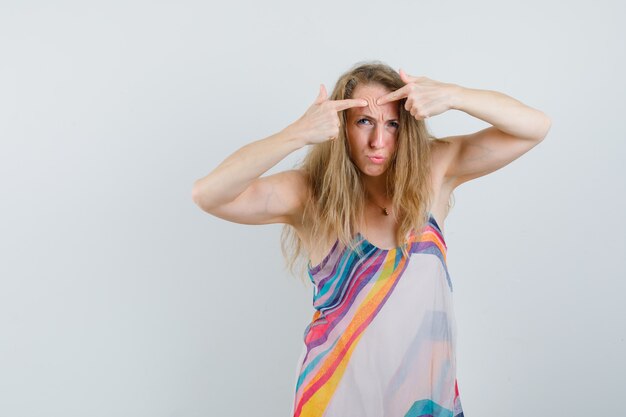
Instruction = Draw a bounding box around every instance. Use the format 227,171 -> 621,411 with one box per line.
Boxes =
290,212 -> 464,417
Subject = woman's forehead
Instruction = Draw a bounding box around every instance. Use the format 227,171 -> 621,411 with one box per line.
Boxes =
349,84 -> 399,118
351,83 -> 390,98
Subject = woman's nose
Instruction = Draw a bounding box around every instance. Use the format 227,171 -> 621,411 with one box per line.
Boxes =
370,125 -> 384,148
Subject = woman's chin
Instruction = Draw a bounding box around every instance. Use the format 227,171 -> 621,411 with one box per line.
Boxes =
359,167 -> 388,177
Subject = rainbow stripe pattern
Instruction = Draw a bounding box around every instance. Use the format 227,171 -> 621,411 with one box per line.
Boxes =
291,213 -> 464,417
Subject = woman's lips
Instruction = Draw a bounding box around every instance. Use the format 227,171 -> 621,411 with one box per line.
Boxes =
368,156 -> 385,164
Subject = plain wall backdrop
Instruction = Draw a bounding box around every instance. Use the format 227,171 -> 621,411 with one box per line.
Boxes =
1,1 -> 625,416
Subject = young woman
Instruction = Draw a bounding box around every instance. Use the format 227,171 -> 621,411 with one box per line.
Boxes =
192,62 -> 551,417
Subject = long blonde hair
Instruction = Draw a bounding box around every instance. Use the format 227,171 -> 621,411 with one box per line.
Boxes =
281,61 -> 438,283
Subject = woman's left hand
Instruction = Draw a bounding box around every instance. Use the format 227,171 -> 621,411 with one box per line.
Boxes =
377,69 -> 460,120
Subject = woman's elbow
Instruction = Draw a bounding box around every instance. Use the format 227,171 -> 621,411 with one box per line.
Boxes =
191,180 -> 217,212
533,112 -> 552,142
540,113 -> 552,140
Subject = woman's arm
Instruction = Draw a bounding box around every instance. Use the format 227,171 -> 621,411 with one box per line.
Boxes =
449,87 -> 551,141
191,129 -> 305,213
191,85 -> 367,226
378,69 -> 552,188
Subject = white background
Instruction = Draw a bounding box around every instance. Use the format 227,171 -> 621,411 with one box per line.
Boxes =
1,1 -> 624,416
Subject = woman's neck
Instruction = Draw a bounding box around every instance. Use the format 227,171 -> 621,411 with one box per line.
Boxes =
362,173 -> 391,203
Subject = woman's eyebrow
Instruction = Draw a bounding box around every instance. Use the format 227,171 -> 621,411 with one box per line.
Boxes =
352,113 -> 399,121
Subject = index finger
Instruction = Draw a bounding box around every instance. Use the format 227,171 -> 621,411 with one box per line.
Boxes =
332,98 -> 368,111
376,85 -> 410,105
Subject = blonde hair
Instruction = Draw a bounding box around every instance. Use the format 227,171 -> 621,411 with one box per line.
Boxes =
281,61 -> 440,283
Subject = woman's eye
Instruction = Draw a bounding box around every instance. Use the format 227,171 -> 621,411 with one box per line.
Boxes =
357,118 -> 371,125
389,121 -> 399,129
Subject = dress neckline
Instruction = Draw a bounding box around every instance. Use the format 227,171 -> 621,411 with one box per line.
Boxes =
356,212 -> 441,252
307,212 -> 442,271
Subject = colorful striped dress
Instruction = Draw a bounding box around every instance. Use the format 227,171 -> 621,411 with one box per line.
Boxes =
291,212 -> 464,417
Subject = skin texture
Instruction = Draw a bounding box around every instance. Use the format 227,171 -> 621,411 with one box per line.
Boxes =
345,83 -> 400,198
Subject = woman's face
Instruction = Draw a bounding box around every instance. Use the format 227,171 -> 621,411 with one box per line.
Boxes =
345,83 -> 400,178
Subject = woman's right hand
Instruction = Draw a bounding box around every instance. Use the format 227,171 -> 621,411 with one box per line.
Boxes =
285,84 -> 368,146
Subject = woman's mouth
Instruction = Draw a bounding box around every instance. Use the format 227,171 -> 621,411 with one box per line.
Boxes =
368,156 -> 385,164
